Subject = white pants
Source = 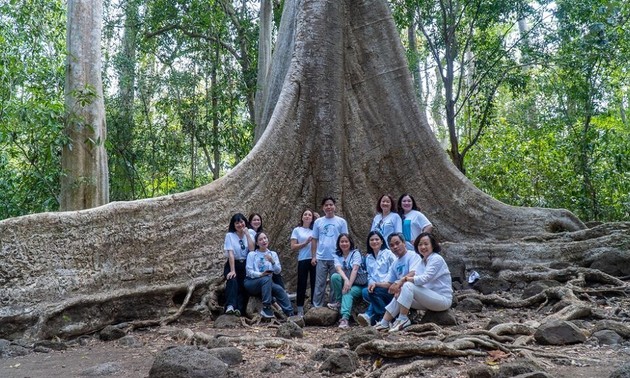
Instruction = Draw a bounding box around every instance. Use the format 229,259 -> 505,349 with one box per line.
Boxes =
385,282 -> 451,317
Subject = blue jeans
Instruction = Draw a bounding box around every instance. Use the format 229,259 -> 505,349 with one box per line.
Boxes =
244,275 -> 293,316
223,260 -> 248,313
362,286 -> 393,324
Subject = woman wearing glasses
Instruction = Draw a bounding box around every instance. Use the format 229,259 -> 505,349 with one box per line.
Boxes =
397,193 -> 433,250
370,194 -> 402,246
223,213 -> 255,316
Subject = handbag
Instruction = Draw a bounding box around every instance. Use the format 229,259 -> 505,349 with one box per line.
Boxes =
343,250 -> 368,286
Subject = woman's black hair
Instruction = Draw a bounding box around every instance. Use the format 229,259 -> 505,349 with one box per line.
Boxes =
298,208 -> 315,229
414,232 -> 441,254
248,213 -> 263,232
335,233 -> 355,256
397,193 -> 419,216
366,230 -> 386,257
228,213 -> 248,233
376,194 -> 398,214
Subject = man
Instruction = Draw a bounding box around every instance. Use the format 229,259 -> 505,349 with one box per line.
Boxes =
311,197 -> 348,307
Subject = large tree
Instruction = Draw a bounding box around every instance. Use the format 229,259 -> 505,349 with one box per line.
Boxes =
60,0 -> 109,210
0,0 -> 626,341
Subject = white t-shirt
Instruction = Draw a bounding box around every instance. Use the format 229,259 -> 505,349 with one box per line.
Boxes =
401,210 -> 432,250
312,215 -> 348,260
246,249 -> 282,278
386,251 -> 421,282
223,232 -> 250,260
371,212 -> 402,245
291,226 -> 314,261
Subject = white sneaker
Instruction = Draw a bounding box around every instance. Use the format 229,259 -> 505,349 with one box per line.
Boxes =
225,305 -> 235,315
374,320 -> 390,331
326,302 -> 340,310
338,318 -> 349,328
357,313 -> 371,327
388,317 -> 411,333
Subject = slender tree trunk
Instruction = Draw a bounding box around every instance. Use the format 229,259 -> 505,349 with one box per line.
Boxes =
61,0 -> 109,210
211,43 -> 221,180
254,0 -> 273,143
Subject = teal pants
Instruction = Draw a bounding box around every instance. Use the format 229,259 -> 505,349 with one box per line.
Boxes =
330,273 -> 364,320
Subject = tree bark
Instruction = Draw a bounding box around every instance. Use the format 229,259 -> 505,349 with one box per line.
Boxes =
1,0 -> 599,340
61,0 -> 109,210
254,0 -> 273,142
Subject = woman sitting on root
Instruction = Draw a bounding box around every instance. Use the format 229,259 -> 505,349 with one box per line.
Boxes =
375,232 -> 452,333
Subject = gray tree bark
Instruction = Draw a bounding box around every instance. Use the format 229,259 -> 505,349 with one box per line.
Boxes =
60,0 -> 109,210
254,0 -> 273,142
2,0 -> 621,341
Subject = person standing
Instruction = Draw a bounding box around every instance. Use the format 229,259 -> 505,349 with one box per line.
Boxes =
223,213 -> 255,316
311,197 -> 348,308
371,194 -> 402,246
290,208 -> 316,317
357,231 -> 396,326
397,193 -> 433,250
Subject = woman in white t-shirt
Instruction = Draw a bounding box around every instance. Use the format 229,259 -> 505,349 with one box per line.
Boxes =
397,193 -> 433,250
370,194 -> 402,246
223,213 -> 255,316
290,208 -> 316,317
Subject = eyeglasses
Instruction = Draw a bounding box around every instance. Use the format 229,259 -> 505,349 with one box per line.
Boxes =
239,239 -> 246,250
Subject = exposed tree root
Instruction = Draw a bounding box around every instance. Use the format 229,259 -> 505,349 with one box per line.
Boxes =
498,267 -> 626,286
366,359 -> 440,378
355,339 -> 486,358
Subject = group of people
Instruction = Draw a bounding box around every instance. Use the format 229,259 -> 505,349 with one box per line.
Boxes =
222,193 -> 453,332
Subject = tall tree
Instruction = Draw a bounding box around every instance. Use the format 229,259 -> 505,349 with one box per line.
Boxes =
61,0 -> 109,210
4,0 -> 627,341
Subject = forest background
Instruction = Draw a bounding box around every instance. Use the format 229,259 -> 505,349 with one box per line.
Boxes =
0,0 -> 628,223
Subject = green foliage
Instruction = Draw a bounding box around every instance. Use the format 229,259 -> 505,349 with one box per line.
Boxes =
0,0 -> 66,219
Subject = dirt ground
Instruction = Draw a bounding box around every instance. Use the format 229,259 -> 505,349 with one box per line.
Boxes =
1,304 -> 629,378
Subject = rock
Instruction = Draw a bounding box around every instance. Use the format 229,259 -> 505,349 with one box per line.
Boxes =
421,309 -> 458,325
276,321 -> 303,339
303,307 -> 339,326
207,347 -> 243,366
473,277 -> 511,295
337,327 -> 381,350
534,320 -> 587,345
444,256 -> 467,288
34,340 -> 67,351
609,362 -> 630,378
149,345 -> 228,378
521,280 -> 562,299
117,335 -> 144,348
213,314 -> 243,329
287,315 -> 305,327
589,250 -> 630,277
318,349 -> 360,374
467,365 -> 496,378
511,372 -> 554,378
260,360 -> 284,374
311,348 -> 336,362
80,362 -> 123,376
457,297 -> 484,312
592,330 -> 623,346
99,325 -> 126,341
33,345 -> 52,353
497,361 -> 538,377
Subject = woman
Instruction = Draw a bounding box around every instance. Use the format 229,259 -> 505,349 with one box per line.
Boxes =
357,231 -> 397,326
223,213 -> 255,316
290,208 -> 316,317
244,232 -> 293,318
248,212 -> 285,288
397,193 -> 433,250
371,194 -> 402,246
375,233 -> 452,333
327,233 -> 366,328
248,213 -> 264,238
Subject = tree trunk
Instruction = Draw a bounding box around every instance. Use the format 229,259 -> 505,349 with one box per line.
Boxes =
60,0 -> 109,210
253,0 -> 273,142
1,0 -> 601,340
